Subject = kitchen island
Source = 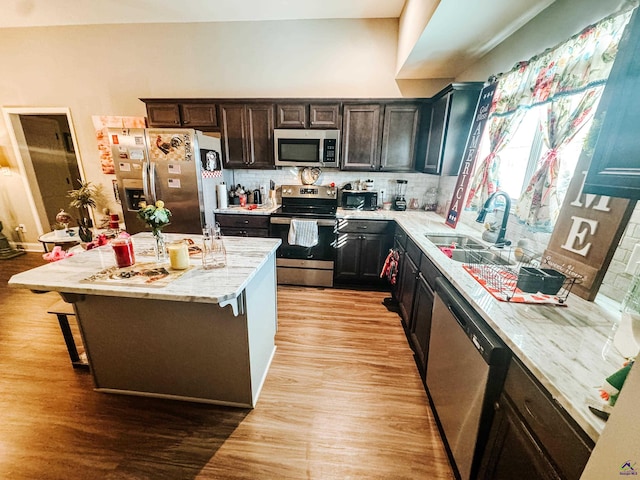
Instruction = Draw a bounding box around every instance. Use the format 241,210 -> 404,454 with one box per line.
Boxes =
9,233 -> 281,408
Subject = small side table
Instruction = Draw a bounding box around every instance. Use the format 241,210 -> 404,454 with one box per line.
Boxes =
38,228 -> 81,253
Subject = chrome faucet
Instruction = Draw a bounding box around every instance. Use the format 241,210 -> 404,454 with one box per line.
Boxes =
476,191 -> 512,247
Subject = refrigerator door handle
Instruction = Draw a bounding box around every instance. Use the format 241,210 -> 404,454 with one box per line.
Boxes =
142,161 -> 151,204
149,161 -> 158,204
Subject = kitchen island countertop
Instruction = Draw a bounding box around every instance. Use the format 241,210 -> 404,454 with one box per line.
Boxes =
9,233 -> 281,307
8,233 -> 282,408
338,208 -> 624,442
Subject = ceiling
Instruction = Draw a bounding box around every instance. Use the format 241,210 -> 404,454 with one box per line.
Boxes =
0,0 -> 555,79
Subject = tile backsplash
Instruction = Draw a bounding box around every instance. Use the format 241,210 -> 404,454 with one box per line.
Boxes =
229,168 -> 440,209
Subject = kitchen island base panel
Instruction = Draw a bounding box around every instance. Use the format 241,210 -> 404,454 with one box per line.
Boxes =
72,256 -> 277,408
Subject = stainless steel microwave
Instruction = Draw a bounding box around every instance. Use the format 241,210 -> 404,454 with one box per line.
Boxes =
274,129 -> 340,168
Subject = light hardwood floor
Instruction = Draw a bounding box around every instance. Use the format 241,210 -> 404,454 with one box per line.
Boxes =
0,253 -> 453,479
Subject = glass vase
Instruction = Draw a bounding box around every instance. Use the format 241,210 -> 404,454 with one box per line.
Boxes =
153,230 -> 167,263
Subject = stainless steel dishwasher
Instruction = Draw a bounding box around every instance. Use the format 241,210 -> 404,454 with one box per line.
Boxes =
426,277 -> 510,480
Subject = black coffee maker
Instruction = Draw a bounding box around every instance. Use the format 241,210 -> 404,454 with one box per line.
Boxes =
393,180 -> 408,211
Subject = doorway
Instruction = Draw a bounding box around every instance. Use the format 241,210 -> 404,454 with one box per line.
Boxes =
3,107 -> 86,236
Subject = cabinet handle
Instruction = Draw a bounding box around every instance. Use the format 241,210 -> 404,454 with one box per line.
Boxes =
183,120 -> 190,124
523,400 -> 537,421
243,220 -> 249,224
494,401 -> 500,411
357,225 -> 368,229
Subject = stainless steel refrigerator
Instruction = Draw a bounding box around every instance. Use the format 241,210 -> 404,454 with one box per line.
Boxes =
110,128 -> 229,234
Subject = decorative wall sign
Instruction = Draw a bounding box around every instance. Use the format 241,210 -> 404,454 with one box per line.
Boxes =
542,150 -> 635,301
92,115 -> 146,174
446,82 -> 497,228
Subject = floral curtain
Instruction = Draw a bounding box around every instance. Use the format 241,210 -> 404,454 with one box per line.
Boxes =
465,65 -> 534,210
464,6 -> 632,229
514,89 -> 602,230
514,8 -> 632,230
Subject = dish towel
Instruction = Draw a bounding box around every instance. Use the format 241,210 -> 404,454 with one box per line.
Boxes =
288,219 -> 319,248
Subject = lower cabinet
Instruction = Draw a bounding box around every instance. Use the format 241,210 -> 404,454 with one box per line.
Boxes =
398,237 -> 421,329
335,220 -> 393,283
409,255 -> 439,378
479,358 -> 594,480
215,214 -> 270,237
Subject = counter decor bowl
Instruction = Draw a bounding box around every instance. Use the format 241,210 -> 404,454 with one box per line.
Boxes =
516,267 -> 566,295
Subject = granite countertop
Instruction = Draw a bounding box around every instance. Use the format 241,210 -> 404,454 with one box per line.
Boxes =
337,208 -> 624,442
214,204 -> 280,215
9,233 -> 281,306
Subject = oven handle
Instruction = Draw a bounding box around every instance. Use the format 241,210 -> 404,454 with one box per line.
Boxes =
270,217 -> 335,227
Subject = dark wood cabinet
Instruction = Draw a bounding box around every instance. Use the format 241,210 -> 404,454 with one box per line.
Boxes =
479,393 -> 561,480
380,103 -> 420,171
215,214 -> 270,237
180,103 -> 218,128
398,237 -> 421,329
145,103 -> 181,127
275,103 -> 341,129
309,104 -> 341,128
219,103 -> 275,169
419,83 -> 483,175
335,220 -> 393,283
583,7 -> 640,199
409,255 -> 439,378
341,104 -> 382,170
342,102 -> 420,172
479,358 -> 594,480
143,100 -> 218,129
275,104 -> 307,128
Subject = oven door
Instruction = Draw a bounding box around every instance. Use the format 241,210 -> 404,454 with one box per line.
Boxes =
269,216 -> 336,287
269,217 -> 336,261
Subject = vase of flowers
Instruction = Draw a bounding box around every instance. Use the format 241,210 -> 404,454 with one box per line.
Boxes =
137,200 -> 172,262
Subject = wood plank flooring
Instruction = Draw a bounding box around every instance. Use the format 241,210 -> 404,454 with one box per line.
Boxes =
0,253 -> 453,479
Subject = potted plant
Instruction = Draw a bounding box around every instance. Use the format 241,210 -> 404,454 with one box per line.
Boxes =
68,179 -> 97,242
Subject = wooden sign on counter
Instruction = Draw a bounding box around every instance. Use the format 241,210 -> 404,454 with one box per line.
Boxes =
542,151 -> 636,301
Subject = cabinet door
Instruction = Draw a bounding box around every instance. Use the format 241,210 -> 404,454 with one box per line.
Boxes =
423,95 -> 448,174
583,7 -> 640,199
146,103 -> 181,127
341,104 -> 381,171
359,233 -> 392,282
219,104 -> 247,169
246,104 -> 275,169
478,394 -> 561,480
399,254 -> 418,330
180,103 -> 218,128
309,104 -> 341,128
275,104 -> 307,128
380,103 -> 419,172
410,274 -> 434,378
335,234 -> 362,281
441,88 -> 483,176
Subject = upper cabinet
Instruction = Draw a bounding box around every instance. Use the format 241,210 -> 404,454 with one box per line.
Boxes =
275,103 -> 341,129
342,101 -> 421,172
583,7 -> 640,199
142,99 -> 219,130
417,83 -> 483,176
219,103 -> 275,169
341,104 -> 382,170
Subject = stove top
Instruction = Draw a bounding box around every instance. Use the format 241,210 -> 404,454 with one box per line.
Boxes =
274,184 -> 338,219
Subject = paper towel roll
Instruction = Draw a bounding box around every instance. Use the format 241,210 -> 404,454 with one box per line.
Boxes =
217,184 -> 228,209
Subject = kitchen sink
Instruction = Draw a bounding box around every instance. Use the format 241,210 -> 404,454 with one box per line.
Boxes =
425,234 -> 486,249
448,248 -> 514,265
